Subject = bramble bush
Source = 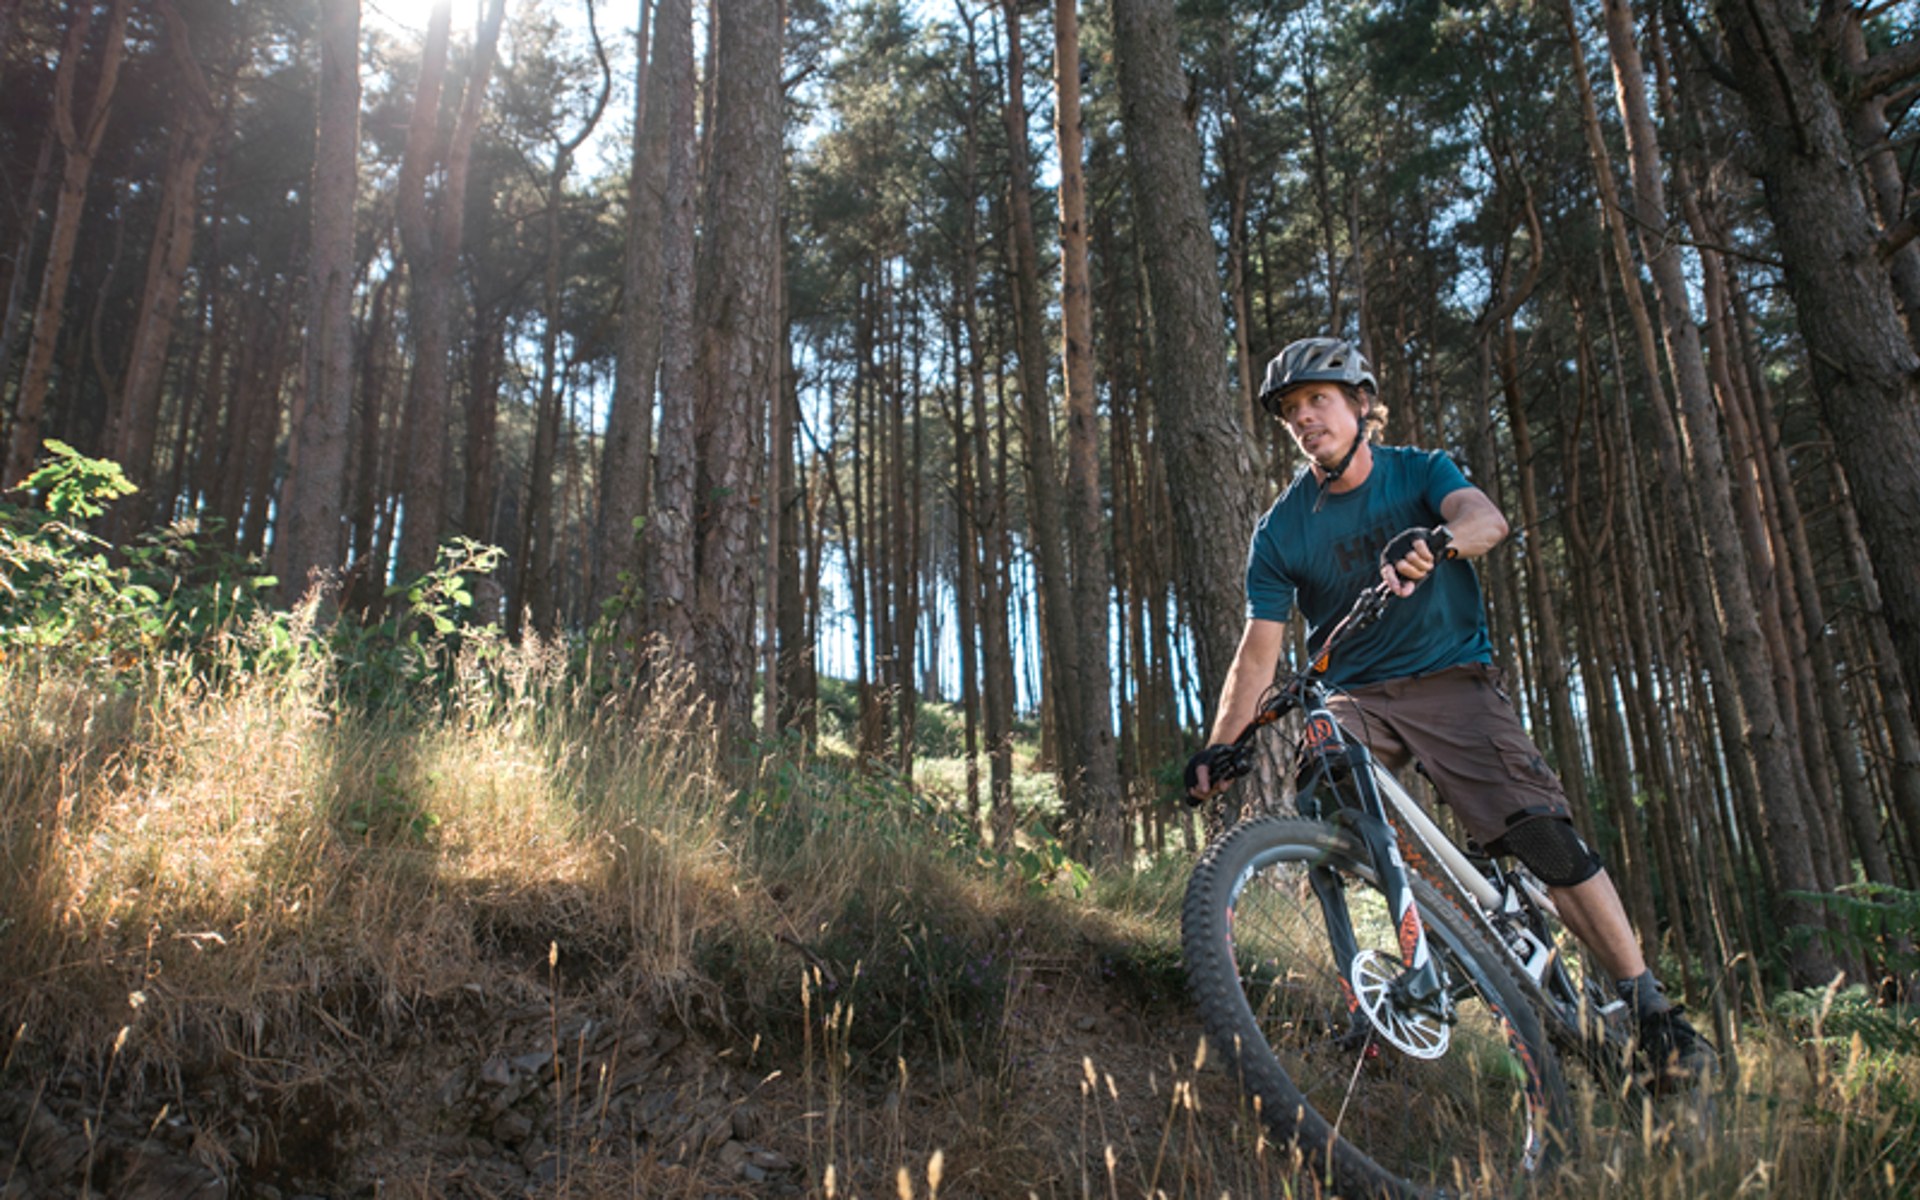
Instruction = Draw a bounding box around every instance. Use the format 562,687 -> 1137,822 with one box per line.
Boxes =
2,443 -> 507,716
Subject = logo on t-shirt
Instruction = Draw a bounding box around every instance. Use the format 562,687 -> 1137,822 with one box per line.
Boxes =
1330,522 -> 1400,592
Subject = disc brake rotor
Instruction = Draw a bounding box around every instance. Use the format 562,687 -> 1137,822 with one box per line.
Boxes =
1350,949 -> 1450,1059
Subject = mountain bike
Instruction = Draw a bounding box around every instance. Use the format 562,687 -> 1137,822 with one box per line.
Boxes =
1181,567 -> 1639,1198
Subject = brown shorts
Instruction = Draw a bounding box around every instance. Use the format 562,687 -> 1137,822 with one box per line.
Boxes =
1325,661 -> 1571,848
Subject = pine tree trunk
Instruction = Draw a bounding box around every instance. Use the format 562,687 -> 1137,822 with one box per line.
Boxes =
1496,304 -> 1589,819
1711,0 -> 1920,759
1563,307 -> 1658,940
690,0 -> 780,735
1600,0 -> 1828,956
1832,458 -> 1920,885
106,0 -> 219,539
1837,19 -> 1920,342
890,286 -> 919,776
1056,0 -> 1122,862
461,306 -> 504,543
280,0 -> 360,601
1570,0 -> 1832,979
394,0 -> 503,582
0,128 -> 53,404
518,45 -> 616,642
952,4 -> 1014,840
1002,0 -> 1084,807
5,0 -> 130,489
1107,0 -> 1264,709
594,0 -> 662,636
346,276 -> 394,612
391,2 -> 452,576
774,290 -> 812,735
645,0 -> 699,669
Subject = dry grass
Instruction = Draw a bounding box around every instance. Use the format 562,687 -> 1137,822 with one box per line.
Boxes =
2,629 -> 1917,1199
0,627 -> 743,1075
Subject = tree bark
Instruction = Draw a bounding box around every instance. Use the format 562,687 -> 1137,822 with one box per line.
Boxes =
1580,0 -> 1832,981
1056,0 -> 1122,861
645,0 -> 699,669
1108,0 -> 1264,709
0,126 -> 54,436
394,0 -> 504,581
513,9 -> 610,638
1001,0 -> 1084,802
461,304 -> 504,546
1831,455 -> 1920,887
593,0 -> 660,637
1838,19 -> 1920,344
104,0 -> 220,540
953,1 -> 1014,841
5,0 -> 131,490
1709,0 -> 1920,759
688,0 -> 781,734
280,0 -> 361,602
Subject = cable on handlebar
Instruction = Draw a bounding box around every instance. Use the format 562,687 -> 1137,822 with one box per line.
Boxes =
1227,581 -> 1398,751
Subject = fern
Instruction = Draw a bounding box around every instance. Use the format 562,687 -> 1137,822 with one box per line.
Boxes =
1789,883 -> 1920,972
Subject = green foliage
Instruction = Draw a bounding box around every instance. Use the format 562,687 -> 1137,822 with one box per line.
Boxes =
1770,983 -> 1920,1055
338,768 -> 442,845
23,440 -> 137,521
1003,828 -> 1092,898
328,538 -> 508,714
1769,978 -> 1920,1168
2,444 -> 519,722
2,445 -> 166,671
1789,883 -> 1920,981
758,751 -> 1092,899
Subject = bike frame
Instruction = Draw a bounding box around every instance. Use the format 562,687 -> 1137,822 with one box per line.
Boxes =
1289,680 -> 1580,1034
1220,576 -> 1621,1053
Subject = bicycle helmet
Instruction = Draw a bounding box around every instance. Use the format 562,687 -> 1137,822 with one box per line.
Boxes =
1257,337 -> 1377,418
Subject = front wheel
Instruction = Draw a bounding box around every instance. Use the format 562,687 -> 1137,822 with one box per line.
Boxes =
1182,815 -> 1570,1198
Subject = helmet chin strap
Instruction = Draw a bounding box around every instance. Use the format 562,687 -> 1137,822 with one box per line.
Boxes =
1311,432 -> 1365,514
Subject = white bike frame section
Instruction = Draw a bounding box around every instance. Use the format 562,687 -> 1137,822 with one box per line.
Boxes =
1366,761 -> 1561,987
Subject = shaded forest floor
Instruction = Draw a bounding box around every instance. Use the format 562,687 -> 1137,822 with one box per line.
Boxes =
6,804 -> 1915,1200
1,909 -> 1262,1199
2,627 -> 1917,1199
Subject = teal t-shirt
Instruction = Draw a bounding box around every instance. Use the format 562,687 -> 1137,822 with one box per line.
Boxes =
1245,445 -> 1491,688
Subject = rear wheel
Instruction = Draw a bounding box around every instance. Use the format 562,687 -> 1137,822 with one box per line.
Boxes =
1182,815 -> 1569,1198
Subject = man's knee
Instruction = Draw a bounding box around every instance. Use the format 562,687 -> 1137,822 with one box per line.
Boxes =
1493,817 -> 1602,887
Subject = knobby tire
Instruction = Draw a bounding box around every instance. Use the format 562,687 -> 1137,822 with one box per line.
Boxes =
1182,815 -> 1571,1199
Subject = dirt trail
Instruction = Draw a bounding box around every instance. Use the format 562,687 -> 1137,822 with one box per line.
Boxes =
1,962 -> 1262,1199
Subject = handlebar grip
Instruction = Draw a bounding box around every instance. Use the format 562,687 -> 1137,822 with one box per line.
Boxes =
1214,743 -> 1255,784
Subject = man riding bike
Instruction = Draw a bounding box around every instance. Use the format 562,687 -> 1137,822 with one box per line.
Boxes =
1185,336 -> 1714,1090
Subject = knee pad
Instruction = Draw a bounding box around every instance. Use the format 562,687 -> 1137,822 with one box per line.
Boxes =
1493,817 -> 1602,887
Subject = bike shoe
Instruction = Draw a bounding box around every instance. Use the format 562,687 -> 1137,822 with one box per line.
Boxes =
1633,1005 -> 1717,1094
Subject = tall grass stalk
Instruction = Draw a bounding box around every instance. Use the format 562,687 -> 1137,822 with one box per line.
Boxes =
4,600 -> 1916,1197
0,619 -> 740,1068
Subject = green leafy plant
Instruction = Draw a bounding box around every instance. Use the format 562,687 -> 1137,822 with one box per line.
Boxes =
1770,983 -> 1920,1053
1,444 -> 164,671
22,439 -> 137,521
339,769 -> 442,845
1790,883 -> 1920,979
328,538 -> 507,713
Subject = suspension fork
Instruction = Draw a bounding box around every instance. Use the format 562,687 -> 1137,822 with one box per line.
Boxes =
1307,863 -> 1364,1025
1305,714 -> 1448,1020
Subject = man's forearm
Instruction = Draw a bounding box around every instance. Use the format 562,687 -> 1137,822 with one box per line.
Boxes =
1208,620 -> 1287,744
1439,490 -> 1510,559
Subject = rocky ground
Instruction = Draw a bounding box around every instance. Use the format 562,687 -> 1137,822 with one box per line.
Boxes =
0,962 -> 1247,1200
